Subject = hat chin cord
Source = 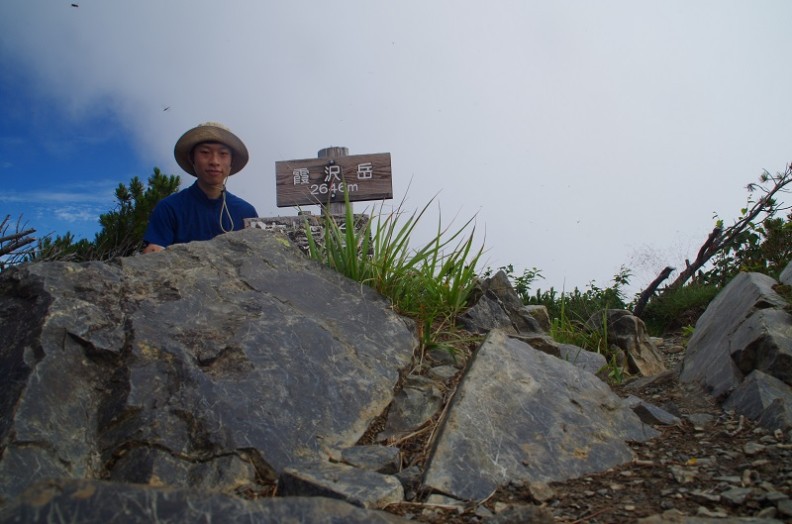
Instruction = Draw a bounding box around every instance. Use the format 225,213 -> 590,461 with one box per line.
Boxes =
219,179 -> 234,233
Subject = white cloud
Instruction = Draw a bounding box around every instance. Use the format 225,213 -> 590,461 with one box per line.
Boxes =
2,0 -> 791,294
53,205 -> 104,223
0,183 -> 116,205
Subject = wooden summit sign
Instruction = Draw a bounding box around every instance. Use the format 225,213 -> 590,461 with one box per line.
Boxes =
275,152 -> 392,208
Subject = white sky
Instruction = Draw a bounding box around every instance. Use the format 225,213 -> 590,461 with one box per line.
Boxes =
1,1 -> 791,296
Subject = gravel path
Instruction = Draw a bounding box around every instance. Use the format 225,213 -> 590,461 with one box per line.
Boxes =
388,338 -> 792,523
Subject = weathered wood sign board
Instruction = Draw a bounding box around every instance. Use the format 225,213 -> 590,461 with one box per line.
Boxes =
275,152 -> 392,207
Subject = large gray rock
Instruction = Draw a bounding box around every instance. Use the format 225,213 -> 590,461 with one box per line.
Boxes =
0,229 -> 416,502
458,270 -> 541,334
423,329 -> 658,501
680,272 -> 788,398
590,309 -> 666,377
679,270 -> 792,432
0,479 -> 408,523
723,370 -> 792,431
779,259 -> 792,286
729,308 -> 792,386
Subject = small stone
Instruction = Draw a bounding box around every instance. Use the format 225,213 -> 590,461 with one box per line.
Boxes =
695,457 -> 715,467
421,509 -> 444,519
425,494 -> 464,511
527,481 -> 555,503
669,465 -> 697,484
660,499 -> 675,510
744,442 -> 766,456
763,490 -> 788,503
395,465 -> 422,491
690,489 -> 721,503
714,475 -> 742,485
686,413 -> 716,427
778,498 -> 792,517
742,469 -> 760,487
720,487 -> 753,505
756,506 -> 778,518
696,506 -> 728,518
428,365 -> 457,381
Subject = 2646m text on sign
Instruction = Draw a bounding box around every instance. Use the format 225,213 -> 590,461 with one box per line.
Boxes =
275,152 -> 392,207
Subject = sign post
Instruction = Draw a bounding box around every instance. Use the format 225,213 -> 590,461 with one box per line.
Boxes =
275,149 -> 393,212
318,147 -> 348,216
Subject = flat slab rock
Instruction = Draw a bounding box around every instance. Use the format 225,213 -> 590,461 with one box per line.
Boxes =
0,479 -> 408,524
279,461 -> 404,509
423,329 -> 658,501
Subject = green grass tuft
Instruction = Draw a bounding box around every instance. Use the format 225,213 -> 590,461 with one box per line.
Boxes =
305,194 -> 484,353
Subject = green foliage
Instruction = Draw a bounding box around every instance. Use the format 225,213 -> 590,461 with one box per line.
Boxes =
481,264 -> 544,304
30,168 -> 180,262
695,168 -> 792,288
680,324 -> 696,345
638,167 -> 791,332
548,300 -> 609,354
641,283 -> 720,335
702,212 -> 792,287
32,232 -> 94,262
605,354 -> 625,384
305,196 -> 484,353
492,266 -> 632,383
513,266 -> 632,325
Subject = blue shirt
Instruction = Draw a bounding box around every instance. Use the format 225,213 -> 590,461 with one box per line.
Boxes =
143,181 -> 258,248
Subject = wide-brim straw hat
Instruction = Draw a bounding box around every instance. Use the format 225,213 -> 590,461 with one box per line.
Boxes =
174,122 -> 249,176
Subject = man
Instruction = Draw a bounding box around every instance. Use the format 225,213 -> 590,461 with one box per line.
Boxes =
142,122 -> 258,253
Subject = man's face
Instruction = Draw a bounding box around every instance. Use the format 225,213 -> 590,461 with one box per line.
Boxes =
191,142 -> 232,186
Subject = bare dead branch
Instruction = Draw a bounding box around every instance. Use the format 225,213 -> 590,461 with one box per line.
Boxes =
0,236 -> 36,258
633,266 -> 675,318
634,163 -> 792,313
664,163 -> 792,292
0,228 -> 36,244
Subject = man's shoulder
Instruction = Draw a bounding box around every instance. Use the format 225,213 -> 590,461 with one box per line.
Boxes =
156,186 -> 192,207
225,191 -> 256,210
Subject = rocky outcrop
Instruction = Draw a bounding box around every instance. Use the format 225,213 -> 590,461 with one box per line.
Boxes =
590,309 -> 667,377
0,230 -> 415,511
458,269 -> 543,334
423,330 -> 657,501
680,270 -> 792,431
0,229 -> 668,521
